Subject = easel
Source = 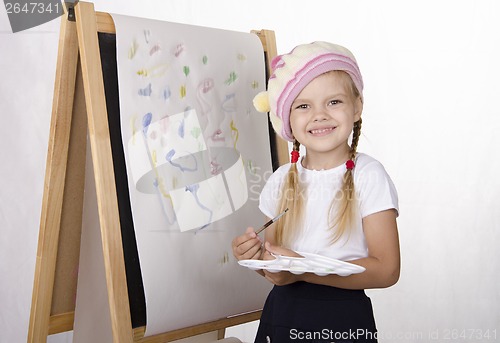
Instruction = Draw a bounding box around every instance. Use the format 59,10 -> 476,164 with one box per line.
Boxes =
28,2 -> 288,342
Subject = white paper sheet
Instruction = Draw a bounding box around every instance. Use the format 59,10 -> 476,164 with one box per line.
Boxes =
111,14 -> 273,336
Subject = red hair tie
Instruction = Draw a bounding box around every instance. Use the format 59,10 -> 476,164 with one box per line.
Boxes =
291,150 -> 300,163
346,159 -> 355,170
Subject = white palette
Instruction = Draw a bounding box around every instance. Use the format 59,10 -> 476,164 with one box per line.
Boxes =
238,252 -> 366,277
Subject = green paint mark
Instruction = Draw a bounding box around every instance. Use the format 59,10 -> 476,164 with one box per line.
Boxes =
190,126 -> 202,139
225,71 -> 238,85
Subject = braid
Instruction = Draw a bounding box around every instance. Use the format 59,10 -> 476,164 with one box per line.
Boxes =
350,119 -> 362,159
345,118 -> 362,199
329,118 -> 363,243
293,139 -> 301,154
275,139 -> 304,246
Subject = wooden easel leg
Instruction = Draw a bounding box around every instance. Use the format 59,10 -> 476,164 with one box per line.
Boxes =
74,2 -> 134,342
73,142 -> 114,343
47,57 -> 89,336
27,12 -> 80,343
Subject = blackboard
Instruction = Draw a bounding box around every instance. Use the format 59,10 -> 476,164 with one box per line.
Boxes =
98,32 -> 147,329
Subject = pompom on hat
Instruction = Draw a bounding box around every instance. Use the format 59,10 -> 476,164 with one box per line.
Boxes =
254,41 -> 364,142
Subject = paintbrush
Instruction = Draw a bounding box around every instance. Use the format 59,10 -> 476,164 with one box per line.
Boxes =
255,208 -> 289,235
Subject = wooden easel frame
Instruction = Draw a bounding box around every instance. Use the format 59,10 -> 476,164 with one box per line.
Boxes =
28,2 -> 287,342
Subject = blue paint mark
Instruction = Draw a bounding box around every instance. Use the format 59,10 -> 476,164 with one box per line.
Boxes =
138,83 -> 152,96
178,118 -> 185,138
185,183 -> 213,230
165,149 -> 197,172
142,112 -> 153,135
222,93 -> 236,113
163,87 -> 171,100
165,149 -> 175,161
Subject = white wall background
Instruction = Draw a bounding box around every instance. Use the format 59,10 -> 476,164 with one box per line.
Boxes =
1,1 -> 499,342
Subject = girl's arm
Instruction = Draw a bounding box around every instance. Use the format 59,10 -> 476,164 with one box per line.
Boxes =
264,209 -> 400,289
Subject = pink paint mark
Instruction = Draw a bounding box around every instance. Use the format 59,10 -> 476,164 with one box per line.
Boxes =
199,78 -> 214,93
174,44 -> 185,57
210,160 -> 222,175
211,129 -> 225,142
150,44 -> 161,55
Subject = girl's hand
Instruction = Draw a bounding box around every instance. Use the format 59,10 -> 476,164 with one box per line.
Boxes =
261,242 -> 303,286
263,269 -> 301,286
262,268 -> 302,286
263,241 -> 303,258
231,227 -> 262,261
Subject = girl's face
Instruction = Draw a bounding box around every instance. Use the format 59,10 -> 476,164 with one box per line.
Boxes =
290,71 -> 362,167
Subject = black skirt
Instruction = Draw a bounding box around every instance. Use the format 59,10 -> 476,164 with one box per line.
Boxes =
255,282 -> 377,343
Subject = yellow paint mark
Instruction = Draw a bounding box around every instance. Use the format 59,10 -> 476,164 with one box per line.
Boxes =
152,150 -> 157,167
130,115 -> 137,144
137,63 -> 169,77
128,39 -> 138,59
220,252 -> 230,265
230,120 -> 239,150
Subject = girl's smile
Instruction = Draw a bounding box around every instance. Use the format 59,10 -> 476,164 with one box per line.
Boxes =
308,125 -> 337,136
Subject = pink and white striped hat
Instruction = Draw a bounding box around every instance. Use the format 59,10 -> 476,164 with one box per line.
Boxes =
253,41 -> 363,142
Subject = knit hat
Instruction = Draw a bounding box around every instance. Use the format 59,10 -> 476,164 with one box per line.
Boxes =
253,41 -> 363,142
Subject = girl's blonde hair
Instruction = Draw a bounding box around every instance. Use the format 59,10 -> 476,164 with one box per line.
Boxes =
274,71 -> 362,246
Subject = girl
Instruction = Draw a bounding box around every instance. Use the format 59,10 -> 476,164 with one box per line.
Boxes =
232,41 -> 400,342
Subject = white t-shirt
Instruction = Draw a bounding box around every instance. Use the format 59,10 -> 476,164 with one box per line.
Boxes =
259,153 -> 399,262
